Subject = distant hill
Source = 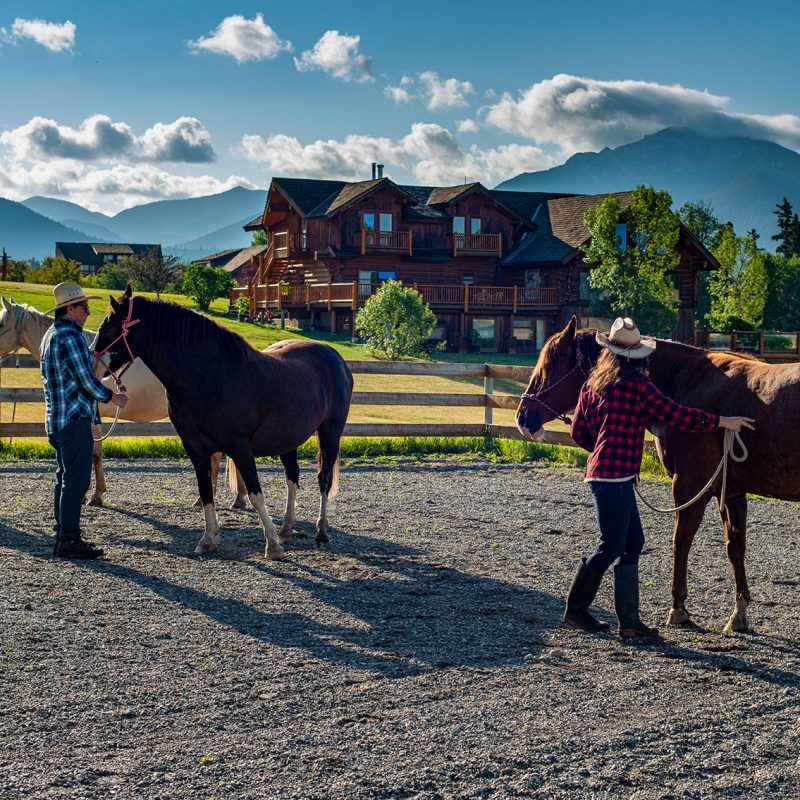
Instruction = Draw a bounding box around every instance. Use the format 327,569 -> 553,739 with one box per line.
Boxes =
496,128 -> 800,244
6,186 -> 265,261
0,198 -> 93,261
108,186 -> 263,244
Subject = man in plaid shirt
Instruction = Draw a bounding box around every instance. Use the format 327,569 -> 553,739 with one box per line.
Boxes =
40,283 -> 127,559
564,317 -> 753,639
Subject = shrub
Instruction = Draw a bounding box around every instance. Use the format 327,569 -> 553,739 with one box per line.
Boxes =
182,263 -> 234,311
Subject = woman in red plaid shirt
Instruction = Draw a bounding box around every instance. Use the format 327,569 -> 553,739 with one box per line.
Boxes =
566,317 -> 754,638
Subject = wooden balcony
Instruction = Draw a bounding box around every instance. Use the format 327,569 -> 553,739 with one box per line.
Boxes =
449,232 -> 503,257
243,282 -> 559,313
360,229 -> 412,255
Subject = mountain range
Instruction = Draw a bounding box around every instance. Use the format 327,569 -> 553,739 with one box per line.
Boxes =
3,128 -> 800,263
5,186 -> 264,262
497,128 -> 800,243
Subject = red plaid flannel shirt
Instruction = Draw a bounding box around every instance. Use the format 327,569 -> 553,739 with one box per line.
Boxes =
570,372 -> 719,480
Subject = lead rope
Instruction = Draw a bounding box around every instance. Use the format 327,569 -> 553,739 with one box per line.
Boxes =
634,428 -> 749,514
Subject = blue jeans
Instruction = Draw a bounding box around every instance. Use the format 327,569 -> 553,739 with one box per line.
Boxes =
48,416 -> 93,536
585,479 -> 645,574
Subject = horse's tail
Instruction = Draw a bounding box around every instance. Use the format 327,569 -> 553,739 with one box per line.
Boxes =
226,456 -> 239,496
317,446 -> 340,501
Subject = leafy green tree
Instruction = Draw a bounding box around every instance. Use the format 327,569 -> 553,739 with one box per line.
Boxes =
707,223 -> 767,331
251,230 -> 268,246
355,280 -> 438,359
583,186 -> 680,333
762,254 -> 800,330
83,261 -> 131,290
5,259 -> 30,282
124,249 -> 180,298
182,264 -> 234,312
678,200 -> 721,248
26,256 -> 82,285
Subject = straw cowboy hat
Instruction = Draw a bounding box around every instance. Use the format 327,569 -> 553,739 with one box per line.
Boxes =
595,316 -> 656,359
46,282 -> 101,314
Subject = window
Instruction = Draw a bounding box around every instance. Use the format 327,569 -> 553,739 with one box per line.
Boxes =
525,269 -> 541,289
301,224 -> 308,249
452,216 -> 466,234
513,319 -> 533,340
470,217 -> 482,234
378,271 -> 396,281
579,272 -> 590,301
363,212 -> 393,246
358,270 -> 376,298
379,213 -> 393,232
472,318 -> 496,349
616,223 -> 627,252
462,274 -> 474,285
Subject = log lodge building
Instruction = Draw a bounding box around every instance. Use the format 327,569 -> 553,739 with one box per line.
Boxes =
237,169 -> 718,352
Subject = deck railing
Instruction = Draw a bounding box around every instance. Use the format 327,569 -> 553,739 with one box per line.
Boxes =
360,229 -> 412,255
450,232 -> 502,256
238,282 -> 560,312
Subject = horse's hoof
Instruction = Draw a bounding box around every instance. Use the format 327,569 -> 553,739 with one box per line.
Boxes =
87,496 -> 103,507
231,497 -> 248,510
266,544 -> 286,560
279,527 -> 294,544
194,540 -> 217,555
666,608 -> 691,626
723,615 -> 750,634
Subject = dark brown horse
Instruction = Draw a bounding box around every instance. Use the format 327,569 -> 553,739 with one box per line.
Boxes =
92,287 -> 353,559
516,316 -> 799,633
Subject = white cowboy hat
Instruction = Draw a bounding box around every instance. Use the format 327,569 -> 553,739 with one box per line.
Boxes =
46,282 -> 101,314
595,317 -> 656,359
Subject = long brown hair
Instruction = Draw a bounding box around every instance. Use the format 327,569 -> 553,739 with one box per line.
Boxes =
588,349 -> 648,394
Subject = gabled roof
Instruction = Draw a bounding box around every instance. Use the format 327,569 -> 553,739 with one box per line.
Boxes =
192,245 -> 268,274
91,243 -> 135,256
243,215 -> 263,232
547,191 -> 635,249
56,242 -> 161,264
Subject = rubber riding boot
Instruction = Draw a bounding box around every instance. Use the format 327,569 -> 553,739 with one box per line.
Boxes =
564,559 -> 611,633
52,524 -> 61,556
614,563 -> 659,638
55,528 -> 104,560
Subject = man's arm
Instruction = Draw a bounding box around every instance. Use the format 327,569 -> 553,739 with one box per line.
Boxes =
62,331 -> 114,404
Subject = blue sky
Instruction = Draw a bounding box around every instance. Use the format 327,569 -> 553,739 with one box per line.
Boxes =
1,0 -> 799,213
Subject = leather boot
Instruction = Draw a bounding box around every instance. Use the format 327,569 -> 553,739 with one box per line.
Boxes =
614,563 -> 659,638
55,528 -> 104,560
52,524 -> 61,556
564,559 -> 611,632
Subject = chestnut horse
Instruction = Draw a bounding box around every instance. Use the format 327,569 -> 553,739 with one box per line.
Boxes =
92,287 -> 353,558
516,317 -> 800,633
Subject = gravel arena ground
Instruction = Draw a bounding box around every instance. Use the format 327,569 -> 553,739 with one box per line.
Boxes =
1,457 -> 799,800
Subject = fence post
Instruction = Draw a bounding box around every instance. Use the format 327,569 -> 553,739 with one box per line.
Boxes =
759,331 -> 764,356
484,368 -> 494,426
352,281 -> 357,311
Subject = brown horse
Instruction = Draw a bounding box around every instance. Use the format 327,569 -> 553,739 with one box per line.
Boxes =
516,316 -> 799,633
92,287 -> 353,559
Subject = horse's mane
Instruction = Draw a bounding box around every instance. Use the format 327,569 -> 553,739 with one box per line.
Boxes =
131,297 -> 256,361
536,328 -> 601,385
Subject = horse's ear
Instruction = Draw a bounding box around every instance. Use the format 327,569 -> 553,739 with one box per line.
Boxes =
1,297 -> 10,312
110,296 -> 121,314
123,284 -> 133,298
563,316 -> 577,342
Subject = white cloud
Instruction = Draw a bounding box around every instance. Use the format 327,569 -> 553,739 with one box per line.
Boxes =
418,71 -> 475,110
294,30 -> 373,83
384,76 -> 414,104
10,17 -> 75,52
188,13 -> 291,62
238,122 -> 553,187
483,73 -> 800,157
0,155 -> 255,214
1,115 -> 216,163
457,118 -> 479,133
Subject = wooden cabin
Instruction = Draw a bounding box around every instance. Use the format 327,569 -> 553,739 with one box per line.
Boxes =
237,176 -> 718,352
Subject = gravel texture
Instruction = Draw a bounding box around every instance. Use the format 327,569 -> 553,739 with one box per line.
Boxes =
1,457 -> 799,799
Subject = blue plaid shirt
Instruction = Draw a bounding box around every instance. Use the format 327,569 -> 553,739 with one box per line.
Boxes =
40,317 -> 113,435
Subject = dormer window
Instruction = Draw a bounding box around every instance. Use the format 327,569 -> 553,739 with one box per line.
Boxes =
470,218 -> 482,234
452,216 -> 466,235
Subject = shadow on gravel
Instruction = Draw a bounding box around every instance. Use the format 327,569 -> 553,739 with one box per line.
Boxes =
4,519 -> 799,687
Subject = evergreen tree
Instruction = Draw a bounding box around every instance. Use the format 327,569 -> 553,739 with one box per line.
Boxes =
772,197 -> 800,257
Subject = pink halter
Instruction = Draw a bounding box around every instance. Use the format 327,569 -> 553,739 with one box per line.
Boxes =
92,298 -> 140,388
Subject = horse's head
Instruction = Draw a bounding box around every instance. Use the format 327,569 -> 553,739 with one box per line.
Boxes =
516,317 -> 600,440
0,297 -> 15,354
92,284 -> 139,377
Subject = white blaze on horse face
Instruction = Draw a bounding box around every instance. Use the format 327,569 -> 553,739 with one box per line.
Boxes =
249,492 -> 285,560
195,504 -> 220,555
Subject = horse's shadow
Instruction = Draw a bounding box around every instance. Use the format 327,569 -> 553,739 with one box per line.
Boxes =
3,520 -> 800,686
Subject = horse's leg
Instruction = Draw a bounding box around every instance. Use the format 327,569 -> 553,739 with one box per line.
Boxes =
278,450 -> 299,544
188,451 -> 220,555
229,446 -> 285,560
194,451 -> 222,508
315,421 -> 344,547
717,493 -> 751,633
86,433 -> 106,507
667,486 -> 710,626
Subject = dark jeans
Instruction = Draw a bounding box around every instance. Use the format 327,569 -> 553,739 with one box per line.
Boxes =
48,417 -> 93,536
585,479 -> 645,574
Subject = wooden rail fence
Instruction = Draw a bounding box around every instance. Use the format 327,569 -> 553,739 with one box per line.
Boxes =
0,356 -> 578,448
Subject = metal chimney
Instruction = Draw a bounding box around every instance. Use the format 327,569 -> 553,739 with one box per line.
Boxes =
377,164 -> 384,179
371,162 -> 377,180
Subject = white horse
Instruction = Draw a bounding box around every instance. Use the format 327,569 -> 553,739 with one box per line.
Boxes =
0,297 -> 247,507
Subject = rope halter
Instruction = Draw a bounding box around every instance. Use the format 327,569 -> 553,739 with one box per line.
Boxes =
91,298 -> 140,389
519,343 -> 589,426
